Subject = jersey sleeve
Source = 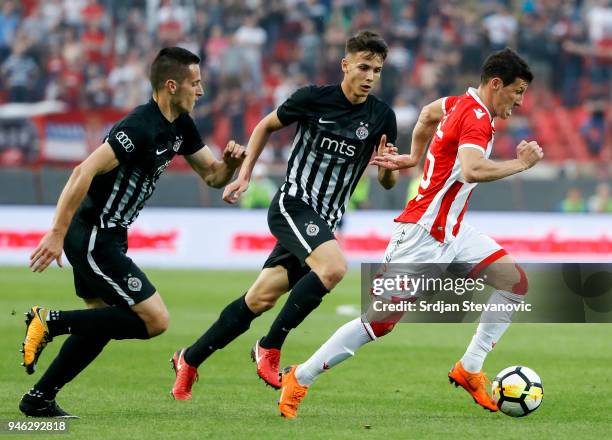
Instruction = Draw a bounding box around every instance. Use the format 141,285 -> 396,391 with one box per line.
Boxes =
457,107 -> 492,153
276,86 -> 315,126
106,121 -> 150,164
442,96 -> 459,114
177,114 -> 204,156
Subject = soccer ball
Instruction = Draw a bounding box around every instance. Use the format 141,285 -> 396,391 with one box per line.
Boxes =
491,366 -> 543,417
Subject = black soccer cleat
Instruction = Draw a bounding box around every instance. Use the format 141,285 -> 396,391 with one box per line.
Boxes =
19,393 -> 79,419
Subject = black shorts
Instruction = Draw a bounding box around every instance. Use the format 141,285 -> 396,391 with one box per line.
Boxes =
263,191 -> 335,288
63,217 -> 156,307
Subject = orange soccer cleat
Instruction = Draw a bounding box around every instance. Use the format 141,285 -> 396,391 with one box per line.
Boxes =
278,365 -> 308,419
21,306 -> 53,375
448,360 -> 498,412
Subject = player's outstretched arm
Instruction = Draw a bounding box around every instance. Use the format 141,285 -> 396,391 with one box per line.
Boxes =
30,143 -> 119,272
186,141 -> 246,188
222,110 -> 285,204
459,140 -> 543,183
370,98 -> 445,171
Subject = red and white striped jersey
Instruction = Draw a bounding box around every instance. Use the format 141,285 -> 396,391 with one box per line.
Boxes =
395,87 -> 495,243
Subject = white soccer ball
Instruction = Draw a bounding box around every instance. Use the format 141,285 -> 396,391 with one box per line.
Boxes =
491,366 -> 543,417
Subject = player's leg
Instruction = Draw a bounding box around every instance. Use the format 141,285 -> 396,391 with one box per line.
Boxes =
22,221 -> 160,377
248,244 -> 311,389
171,263 -> 290,399
252,192 -> 339,387
183,265 -> 289,367
20,297 -> 111,418
259,239 -> 347,351
459,253 -> 526,373
278,299 -> 405,417
448,224 -> 525,412
279,223 -> 434,418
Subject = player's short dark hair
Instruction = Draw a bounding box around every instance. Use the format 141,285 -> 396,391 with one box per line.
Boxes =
150,47 -> 201,91
480,48 -> 533,86
345,30 -> 388,61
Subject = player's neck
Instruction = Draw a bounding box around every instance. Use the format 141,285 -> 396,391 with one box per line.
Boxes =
475,86 -> 496,118
340,81 -> 367,105
152,93 -> 180,123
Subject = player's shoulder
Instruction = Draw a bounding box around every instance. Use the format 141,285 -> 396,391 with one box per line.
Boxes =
109,102 -> 156,142
310,84 -> 337,93
115,101 -> 154,129
300,84 -> 337,100
452,90 -> 493,127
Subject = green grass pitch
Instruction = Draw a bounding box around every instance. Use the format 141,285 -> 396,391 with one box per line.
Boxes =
1,266 -> 611,439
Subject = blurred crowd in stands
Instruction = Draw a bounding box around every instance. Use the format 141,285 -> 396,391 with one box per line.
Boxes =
0,0 -> 610,166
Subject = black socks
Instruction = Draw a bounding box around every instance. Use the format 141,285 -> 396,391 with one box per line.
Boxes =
32,335 -> 110,400
184,294 -> 259,367
46,306 -> 149,340
260,271 -> 329,350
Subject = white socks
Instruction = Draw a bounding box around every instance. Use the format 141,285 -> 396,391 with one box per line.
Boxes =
294,289 -> 524,384
461,290 -> 524,373
295,317 -> 373,386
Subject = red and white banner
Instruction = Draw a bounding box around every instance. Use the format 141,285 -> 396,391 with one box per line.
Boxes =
0,207 -> 611,268
31,109 -> 128,162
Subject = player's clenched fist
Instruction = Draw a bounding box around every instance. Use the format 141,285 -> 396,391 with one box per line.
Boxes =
222,140 -> 247,168
516,140 -> 543,170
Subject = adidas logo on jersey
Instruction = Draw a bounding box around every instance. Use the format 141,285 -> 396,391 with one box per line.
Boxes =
473,108 -> 486,119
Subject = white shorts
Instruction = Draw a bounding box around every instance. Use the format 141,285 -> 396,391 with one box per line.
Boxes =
375,222 -> 507,300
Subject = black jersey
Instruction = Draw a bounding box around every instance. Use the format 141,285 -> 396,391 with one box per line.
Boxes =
76,99 -> 204,228
277,85 -> 397,230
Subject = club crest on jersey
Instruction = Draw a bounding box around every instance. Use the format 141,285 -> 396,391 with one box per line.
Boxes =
127,276 -> 142,292
305,222 -> 319,237
172,135 -> 183,152
356,122 -> 369,140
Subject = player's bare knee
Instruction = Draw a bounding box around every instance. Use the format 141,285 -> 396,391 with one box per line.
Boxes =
245,290 -> 278,313
511,264 -> 528,295
145,309 -> 170,337
316,262 -> 347,289
488,264 -> 528,295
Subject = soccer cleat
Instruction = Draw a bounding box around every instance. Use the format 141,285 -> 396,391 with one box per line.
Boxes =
19,393 -> 78,418
22,306 -> 53,375
251,339 -> 281,389
448,360 -> 498,412
170,348 -> 199,400
278,365 -> 308,419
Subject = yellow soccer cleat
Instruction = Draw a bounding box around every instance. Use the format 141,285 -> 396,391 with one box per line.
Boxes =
21,306 -> 53,375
